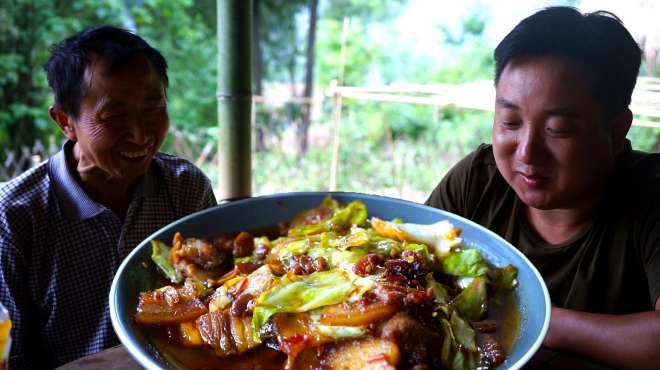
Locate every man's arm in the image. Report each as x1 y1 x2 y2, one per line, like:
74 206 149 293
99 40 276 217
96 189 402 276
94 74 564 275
543 298 660 370
0 242 37 370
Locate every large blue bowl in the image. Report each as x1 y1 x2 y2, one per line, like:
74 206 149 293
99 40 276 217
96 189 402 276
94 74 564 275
110 192 550 370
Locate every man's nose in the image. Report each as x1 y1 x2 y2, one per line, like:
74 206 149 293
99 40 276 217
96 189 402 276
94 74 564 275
127 117 148 144
516 124 546 164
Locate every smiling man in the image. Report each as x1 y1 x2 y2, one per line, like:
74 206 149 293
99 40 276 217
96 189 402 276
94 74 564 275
426 7 660 369
0 26 216 368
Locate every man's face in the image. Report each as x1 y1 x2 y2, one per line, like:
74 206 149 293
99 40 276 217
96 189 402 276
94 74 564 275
69 55 169 184
493 56 619 210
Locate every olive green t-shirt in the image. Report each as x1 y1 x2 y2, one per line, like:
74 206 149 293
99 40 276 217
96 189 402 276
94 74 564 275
425 142 660 314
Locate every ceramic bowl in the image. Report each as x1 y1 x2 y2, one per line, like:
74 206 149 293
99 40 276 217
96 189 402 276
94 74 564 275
110 192 550 370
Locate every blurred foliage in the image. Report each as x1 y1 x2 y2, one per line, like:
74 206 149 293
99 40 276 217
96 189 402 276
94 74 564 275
315 17 374 88
628 125 660 152
257 0 309 87
439 3 487 46
1 0 658 199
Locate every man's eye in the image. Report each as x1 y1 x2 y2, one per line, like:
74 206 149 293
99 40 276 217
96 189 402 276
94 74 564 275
546 126 572 135
101 114 127 123
500 121 520 129
144 107 166 115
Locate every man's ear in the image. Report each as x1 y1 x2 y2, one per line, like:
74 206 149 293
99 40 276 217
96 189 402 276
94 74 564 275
610 108 632 155
49 106 77 141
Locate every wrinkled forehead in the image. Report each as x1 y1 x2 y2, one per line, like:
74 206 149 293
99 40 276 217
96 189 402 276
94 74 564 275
82 54 166 94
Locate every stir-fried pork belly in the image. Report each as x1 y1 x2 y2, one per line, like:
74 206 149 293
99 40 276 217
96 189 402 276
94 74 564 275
170 232 231 281
294 337 401 370
135 283 208 324
196 309 259 356
380 312 443 369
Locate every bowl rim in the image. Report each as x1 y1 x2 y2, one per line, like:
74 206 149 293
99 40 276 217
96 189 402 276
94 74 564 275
109 191 551 370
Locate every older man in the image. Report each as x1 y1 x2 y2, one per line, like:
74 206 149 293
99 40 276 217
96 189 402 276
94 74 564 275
0 26 216 368
426 7 660 369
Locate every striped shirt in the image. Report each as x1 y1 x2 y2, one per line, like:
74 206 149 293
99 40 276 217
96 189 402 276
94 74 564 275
0 141 216 369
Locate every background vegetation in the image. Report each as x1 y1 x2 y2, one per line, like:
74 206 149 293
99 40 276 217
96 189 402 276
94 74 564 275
1 0 659 202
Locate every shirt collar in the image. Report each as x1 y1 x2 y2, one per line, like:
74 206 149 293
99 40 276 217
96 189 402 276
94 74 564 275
48 140 161 221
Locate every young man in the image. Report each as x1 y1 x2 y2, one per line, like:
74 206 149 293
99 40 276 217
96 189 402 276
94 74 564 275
0 26 217 368
426 7 660 369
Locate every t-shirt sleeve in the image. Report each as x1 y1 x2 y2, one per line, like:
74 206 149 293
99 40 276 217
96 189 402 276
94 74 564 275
641 198 660 309
424 147 481 218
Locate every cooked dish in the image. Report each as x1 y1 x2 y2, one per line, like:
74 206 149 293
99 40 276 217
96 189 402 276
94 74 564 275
135 196 519 369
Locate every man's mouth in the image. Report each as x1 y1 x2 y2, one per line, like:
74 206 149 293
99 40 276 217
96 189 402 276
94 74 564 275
119 147 151 159
518 172 549 187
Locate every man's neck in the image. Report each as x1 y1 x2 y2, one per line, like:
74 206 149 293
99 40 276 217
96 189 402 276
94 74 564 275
524 202 599 245
67 145 137 218
80 177 134 218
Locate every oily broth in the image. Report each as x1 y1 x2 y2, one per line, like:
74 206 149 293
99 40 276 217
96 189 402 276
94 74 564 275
481 291 521 354
150 331 287 369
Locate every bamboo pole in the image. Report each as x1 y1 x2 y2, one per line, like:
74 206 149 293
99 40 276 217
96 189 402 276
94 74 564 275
217 0 253 201
329 17 350 191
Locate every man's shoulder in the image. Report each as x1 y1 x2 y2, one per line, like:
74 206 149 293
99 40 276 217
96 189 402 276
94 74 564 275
607 149 660 233
0 162 52 248
0 162 51 210
426 143 503 212
622 149 660 179
471 143 497 166
154 152 209 180
150 153 216 215
618 149 660 196
450 143 498 180
152 153 215 208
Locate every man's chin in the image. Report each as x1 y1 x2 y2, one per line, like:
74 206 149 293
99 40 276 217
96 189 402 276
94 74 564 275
107 161 152 182
515 190 556 210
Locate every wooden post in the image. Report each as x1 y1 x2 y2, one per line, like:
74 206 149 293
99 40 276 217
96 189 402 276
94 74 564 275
329 17 350 191
217 0 253 201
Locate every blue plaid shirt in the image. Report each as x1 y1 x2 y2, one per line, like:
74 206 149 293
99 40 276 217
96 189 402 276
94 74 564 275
0 141 216 369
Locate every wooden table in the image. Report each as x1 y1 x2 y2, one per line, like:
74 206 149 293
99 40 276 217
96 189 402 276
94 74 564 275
56 345 611 369
55 346 140 370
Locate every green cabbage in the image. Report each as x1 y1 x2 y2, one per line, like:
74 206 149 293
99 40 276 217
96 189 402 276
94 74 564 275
288 200 367 237
489 264 519 294
150 240 182 284
440 248 489 277
252 270 355 340
453 276 488 321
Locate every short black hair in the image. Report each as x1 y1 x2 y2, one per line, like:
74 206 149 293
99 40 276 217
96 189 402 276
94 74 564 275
44 25 168 119
494 6 641 118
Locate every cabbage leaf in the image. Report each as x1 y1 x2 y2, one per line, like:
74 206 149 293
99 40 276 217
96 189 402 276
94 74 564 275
150 240 182 284
252 270 355 340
